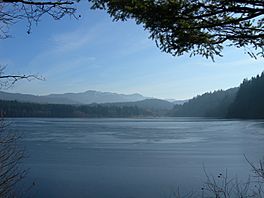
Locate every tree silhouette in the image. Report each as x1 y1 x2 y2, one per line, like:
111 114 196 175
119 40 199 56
89 0 264 60
0 1 80 196
228 72 264 118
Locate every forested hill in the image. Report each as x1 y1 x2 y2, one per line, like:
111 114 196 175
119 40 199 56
0 100 154 118
170 88 238 117
170 72 264 119
2 73 264 119
227 72 264 119
100 99 174 116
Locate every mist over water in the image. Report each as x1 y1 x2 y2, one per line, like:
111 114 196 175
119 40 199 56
8 118 264 198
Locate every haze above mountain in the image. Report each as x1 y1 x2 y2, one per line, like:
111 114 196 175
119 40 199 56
0 90 184 105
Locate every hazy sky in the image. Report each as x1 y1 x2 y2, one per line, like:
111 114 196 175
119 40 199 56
0 2 263 100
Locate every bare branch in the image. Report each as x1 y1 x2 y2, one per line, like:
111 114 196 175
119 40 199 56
245 154 264 180
0 0 80 38
0 117 26 197
0 65 45 89
2 0 76 6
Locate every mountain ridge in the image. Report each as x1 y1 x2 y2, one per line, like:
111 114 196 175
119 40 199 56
0 90 184 105
46 90 150 104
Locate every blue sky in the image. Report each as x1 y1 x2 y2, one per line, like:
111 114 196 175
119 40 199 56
0 2 263 100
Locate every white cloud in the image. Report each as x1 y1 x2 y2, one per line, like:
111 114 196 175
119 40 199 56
51 21 111 53
51 29 94 53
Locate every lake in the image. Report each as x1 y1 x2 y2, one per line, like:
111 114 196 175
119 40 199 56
7 118 264 198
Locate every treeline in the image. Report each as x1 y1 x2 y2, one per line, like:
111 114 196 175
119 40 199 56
2 72 264 119
227 72 264 118
171 72 264 119
0 100 153 118
169 88 238 117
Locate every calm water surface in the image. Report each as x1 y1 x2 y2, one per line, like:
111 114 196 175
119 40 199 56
8 118 264 198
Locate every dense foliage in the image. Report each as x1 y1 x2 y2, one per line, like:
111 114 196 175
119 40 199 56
170 88 238 117
90 0 264 60
228 72 264 118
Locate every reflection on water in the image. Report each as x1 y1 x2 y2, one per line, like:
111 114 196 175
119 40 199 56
7 118 264 198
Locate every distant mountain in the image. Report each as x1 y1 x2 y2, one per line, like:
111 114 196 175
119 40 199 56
0 90 150 104
0 91 77 104
3 71 264 119
47 90 149 104
170 88 238 117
